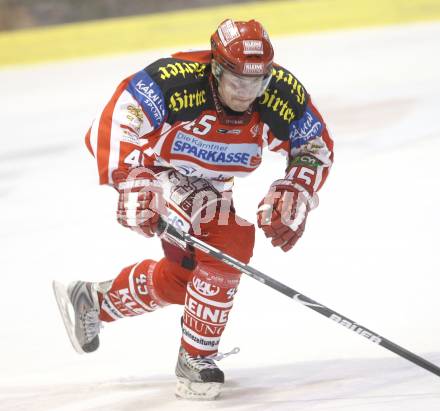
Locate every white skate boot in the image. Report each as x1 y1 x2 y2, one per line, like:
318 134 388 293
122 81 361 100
52 280 102 354
175 346 224 400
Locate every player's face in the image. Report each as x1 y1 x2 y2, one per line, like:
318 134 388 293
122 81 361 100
217 69 264 112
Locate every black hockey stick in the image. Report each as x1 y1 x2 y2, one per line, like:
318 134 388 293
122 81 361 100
156 219 440 378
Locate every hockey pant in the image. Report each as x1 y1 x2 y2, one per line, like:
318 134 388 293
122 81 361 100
98 172 255 356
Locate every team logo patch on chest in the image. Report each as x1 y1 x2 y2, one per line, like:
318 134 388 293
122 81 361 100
171 131 260 168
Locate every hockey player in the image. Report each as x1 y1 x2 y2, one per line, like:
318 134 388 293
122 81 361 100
53 19 333 399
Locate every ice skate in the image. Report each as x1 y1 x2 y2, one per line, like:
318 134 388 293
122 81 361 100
175 346 224 400
52 280 101 354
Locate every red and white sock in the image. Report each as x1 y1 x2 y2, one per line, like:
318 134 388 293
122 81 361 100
99 259 169 322
181 264 240 357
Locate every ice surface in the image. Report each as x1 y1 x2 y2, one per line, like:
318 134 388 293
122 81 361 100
0 22 439 410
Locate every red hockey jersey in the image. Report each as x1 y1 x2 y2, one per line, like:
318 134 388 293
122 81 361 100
85 51 333 193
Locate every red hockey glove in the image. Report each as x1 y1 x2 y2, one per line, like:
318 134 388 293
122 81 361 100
113 168 165 237
257 179 318 252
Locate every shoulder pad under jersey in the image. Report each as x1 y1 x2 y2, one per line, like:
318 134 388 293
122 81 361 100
145 57 213 124
258 65 309 141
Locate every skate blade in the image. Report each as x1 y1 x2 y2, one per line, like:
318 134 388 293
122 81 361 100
175 377 222 400
52 280 85 354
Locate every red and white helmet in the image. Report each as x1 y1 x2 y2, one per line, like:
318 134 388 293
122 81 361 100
211 19 274 96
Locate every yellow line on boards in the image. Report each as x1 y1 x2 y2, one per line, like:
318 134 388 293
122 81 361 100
0 0 439 67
